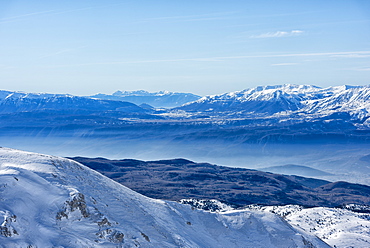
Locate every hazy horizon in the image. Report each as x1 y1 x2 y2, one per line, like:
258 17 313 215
1 82 370 97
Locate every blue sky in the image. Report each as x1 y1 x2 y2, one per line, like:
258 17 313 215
0 0 369 96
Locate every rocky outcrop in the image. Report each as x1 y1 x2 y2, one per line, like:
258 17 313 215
0 211 18 237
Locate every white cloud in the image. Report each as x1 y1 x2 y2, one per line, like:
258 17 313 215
250 30 304 38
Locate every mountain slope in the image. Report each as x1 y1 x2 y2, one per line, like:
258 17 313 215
261 164 334 177
182 202 370 248
0 148 329 247
302 85 370 116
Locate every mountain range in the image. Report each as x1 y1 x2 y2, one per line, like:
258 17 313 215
1 84 369 126
0 85 369 186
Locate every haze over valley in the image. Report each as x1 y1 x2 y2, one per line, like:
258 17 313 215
0 84 369 185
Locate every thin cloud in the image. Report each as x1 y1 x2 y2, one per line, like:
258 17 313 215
0 64 14 70
250 30 304 38
0 10 56 21
38 46 87 59
0 10 57 24
331 54 370 58
352 67 370 71
0 3 126 24
214 51 370 60
39 49 73 59
271 63 298 66
138 11 239 23
42 51 370 68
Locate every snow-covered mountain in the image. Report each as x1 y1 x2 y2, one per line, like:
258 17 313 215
178 84 370 121
0 147 330 247
91 90 201 108
179 84 318 114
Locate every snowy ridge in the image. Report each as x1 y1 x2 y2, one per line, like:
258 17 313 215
0 148 329 247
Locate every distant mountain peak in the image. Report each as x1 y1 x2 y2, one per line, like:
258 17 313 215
112 90 151 96
112 89 193 97
92 90 201 108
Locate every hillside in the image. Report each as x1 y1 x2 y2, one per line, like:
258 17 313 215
70 157 370 208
